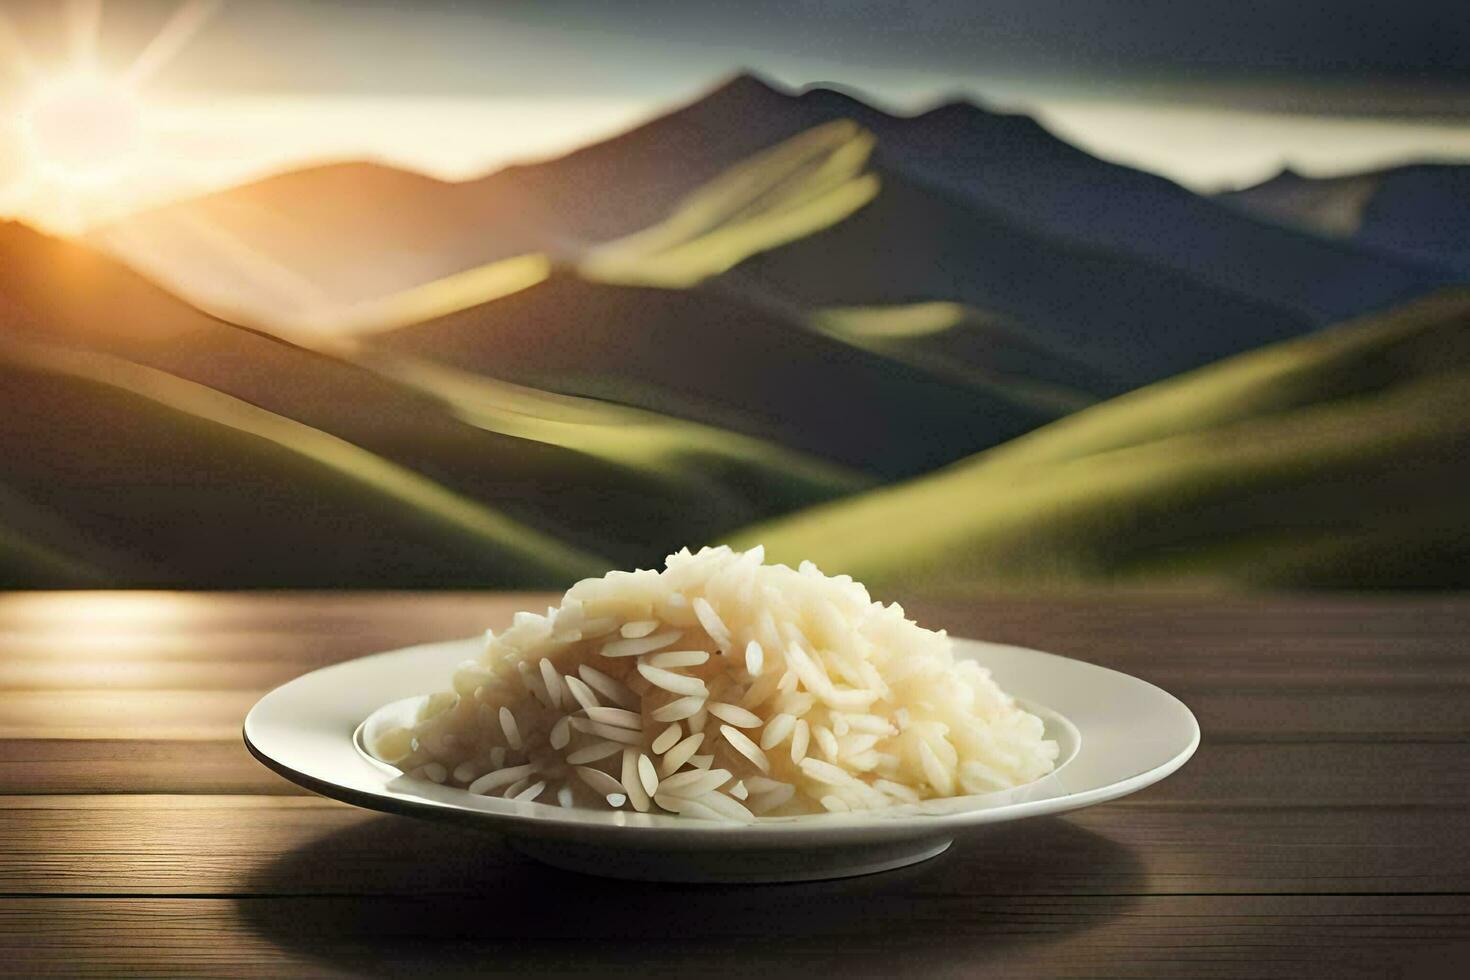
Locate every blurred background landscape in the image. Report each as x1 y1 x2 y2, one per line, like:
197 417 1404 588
1 0 1467 592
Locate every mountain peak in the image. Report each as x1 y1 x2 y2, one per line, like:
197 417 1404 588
702 70 791 103
914 96 1052 133
678 71 804 122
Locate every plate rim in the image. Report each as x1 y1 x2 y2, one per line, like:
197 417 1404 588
244 635 1200 843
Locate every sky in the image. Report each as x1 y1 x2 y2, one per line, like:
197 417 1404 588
2 0 1468 234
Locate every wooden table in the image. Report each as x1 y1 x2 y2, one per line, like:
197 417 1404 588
2 592 1467 977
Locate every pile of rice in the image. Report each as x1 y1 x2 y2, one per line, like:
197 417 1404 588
370 546 1058 821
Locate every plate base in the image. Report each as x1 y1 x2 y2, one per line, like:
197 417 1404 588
508 835 953 883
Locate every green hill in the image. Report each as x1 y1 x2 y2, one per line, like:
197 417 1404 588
0 222 863 574
731 290 1470 591
0 336 607 588
0 489 121 588
373 270 1052 480
807 302 1107 415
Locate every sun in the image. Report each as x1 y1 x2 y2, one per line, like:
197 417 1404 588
19 71 149 187
0 0 221 233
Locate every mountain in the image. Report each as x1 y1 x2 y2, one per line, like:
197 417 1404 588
731 290 1470 591
792 88 1453 321
1221 164 1470 277
362 119 1094 478
95 107 1383 487
371 117 1319 482
493 73 1449 322
570 115 1312 389
707 157 1319 388
89 162 545 333
0 223 863 580
95 74 1448 333
85 79 847 328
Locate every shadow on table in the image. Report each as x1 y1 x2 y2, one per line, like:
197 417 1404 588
239 813 1144 975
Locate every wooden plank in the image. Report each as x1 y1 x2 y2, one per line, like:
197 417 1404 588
1 684 1464 745
915 596 1470 671
1 796 1466 898
0 691 258 740
1 895 1465 978
3 736 1467 804
1169 687 1470 741
4 592 1467 694
6 652 1470 692
3 593 1465 653
6 642 1470 692
907 593 1470 632
0 740 303 795
0 659 317 691
0 592 530 639
1148 741 1470 808
0 627 469 663
4 594 1467 745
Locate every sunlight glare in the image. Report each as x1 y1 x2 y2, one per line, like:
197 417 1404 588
122 0 223 87
0 0 221 232
19 72 147 186
66 0 104 68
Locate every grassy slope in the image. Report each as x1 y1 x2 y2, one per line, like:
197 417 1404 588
359 352 870 511
0 482 166 587
0 525 112 589
1 223 862 570
373 268 1050 480
807 302 1107 414
730 290 1470 591
0 337 606 588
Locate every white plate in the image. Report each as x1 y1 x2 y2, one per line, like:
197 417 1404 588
245 636 1198 882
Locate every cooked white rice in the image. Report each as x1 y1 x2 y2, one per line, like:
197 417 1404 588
369 546 1058 821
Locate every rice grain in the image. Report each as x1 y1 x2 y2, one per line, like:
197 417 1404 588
651 695 706 722
600 631 682 658
720 725 771 774
707 702 762 728
636 664 708 697
651 722 682 755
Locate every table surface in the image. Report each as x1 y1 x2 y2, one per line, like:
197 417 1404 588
2 591 1467 978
